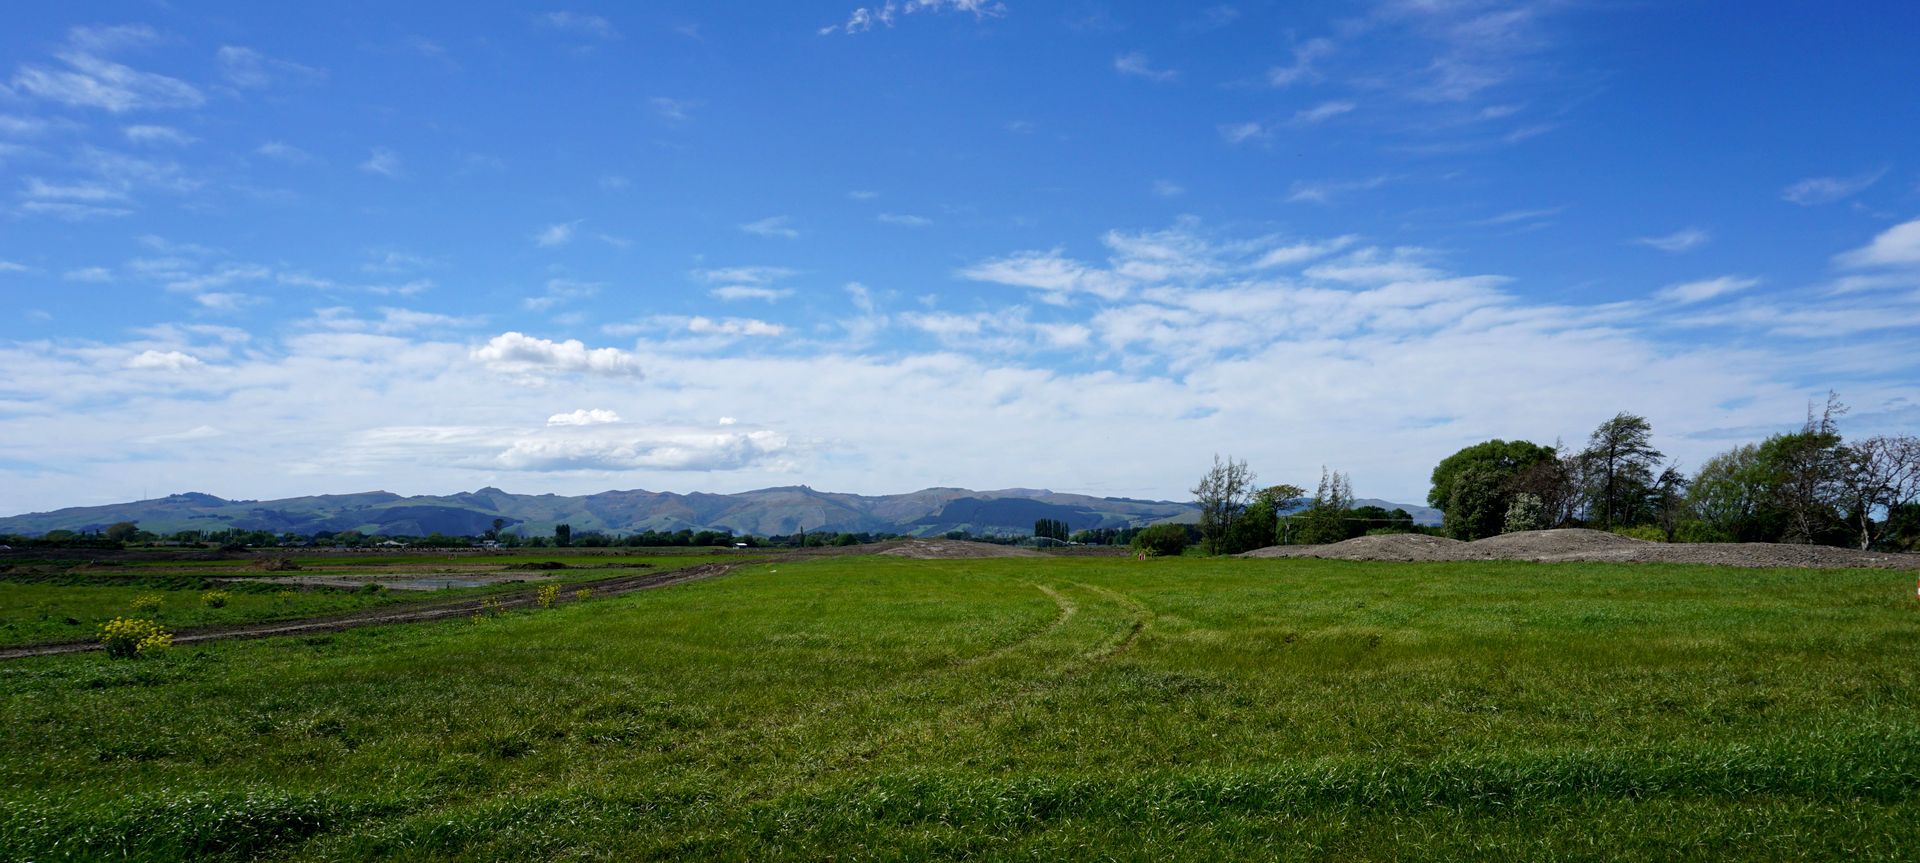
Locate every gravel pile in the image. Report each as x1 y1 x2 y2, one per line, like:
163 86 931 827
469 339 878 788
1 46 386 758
1240 528 1920 570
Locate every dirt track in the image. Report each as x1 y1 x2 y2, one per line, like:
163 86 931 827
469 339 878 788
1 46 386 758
0 562 737 661
1240 528 1920 569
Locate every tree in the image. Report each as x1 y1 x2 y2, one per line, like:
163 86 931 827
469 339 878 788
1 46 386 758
1651 465 1689 542
1295 467 1353 545
1191 454 1255 555
1688 444 1769 542
1504 493 1547 534
104 521 140 543
554 523 572 547
1032 518 1069 542
1428 440 1557 539
1837 434 1920 550
487 518 505 540
1756 395 1847 544
1579 413 1664 530
1131 523 1190 557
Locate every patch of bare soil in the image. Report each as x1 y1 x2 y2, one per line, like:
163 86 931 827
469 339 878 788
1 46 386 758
235 572 566 591
1241 533 1466 562
1240 528 1920 570
873 539 1046 559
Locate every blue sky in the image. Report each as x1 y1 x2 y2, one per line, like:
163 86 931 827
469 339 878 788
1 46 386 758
3 0 1919 515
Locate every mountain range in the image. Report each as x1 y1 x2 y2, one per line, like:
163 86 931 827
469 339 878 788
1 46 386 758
0 487 1442 539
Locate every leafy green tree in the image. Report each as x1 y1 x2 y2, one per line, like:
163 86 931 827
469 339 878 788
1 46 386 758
1579 414 1664 530
1504 493 1547 534
1191 454 1255 555
1032 518 1069 542
1688 444 1770 541
1295 467 1353 545
554 523 572 547
1428 440 1557 539
104 521 140 543
1131 523 1190 556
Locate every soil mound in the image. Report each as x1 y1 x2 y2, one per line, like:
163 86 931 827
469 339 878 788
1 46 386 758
874 539 1045 560
1463 528 1648 561
1241 533 1466 562
1239 528 1920 570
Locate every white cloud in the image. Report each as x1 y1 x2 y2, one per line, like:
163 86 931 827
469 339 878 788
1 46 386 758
538 11 621 40
360 147 402 177
19 201 133 221
216 46 322 89
1286 175 1391 204
740 215 799 239
1632 227 1710 253
1290 100 1355 125
1152 180 1185 198
126 349 204 371
1114 52 1178 82
1217 122 1268 145
256 141 312 163
650 96 697 124
1655 275 1759 304
877 212 932 227
1834 218 1920 269
848 189 880 200
686 316 786 337
63 267 112 282
961 249 1131 302
472 331 642 377
495 427 787 472
193 292 259 311
9 26 205 112
1267 38 1333 87
1781 169 1886 206
123 125 195 146
0 260 33 273
523 278 602 312
711 286 793 302
548 408 623 426
534 221 579 247
820 0 1006 35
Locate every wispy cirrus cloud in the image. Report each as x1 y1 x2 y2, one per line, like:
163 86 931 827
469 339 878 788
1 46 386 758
1267 38 1333 87
1656 275 1759 304
1633 227 1711 253
1781 168 1887 206
8 25 204 113
359 147 402 177
819 0 1006 36
740 215 799 239
537 11 620 40
1114 52 1178 82
216 46 323 89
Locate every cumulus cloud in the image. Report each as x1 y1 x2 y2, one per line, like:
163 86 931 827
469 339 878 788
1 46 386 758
496 427 788 471
1834 217 1920 269
472 332 642 377
126 349 204 371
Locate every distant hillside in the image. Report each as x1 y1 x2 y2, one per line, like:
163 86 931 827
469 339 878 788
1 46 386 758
0 486 1441 538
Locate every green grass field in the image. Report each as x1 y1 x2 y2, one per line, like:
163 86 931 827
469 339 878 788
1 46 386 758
3 555 1918 861
0 554 741 648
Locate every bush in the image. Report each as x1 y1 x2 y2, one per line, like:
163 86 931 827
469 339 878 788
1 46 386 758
1610 525 1667 543
537 584 559 609
200 590 231 609
100 617 173 659
574 587 594 601
1131 523 1190 557
129 593 164 614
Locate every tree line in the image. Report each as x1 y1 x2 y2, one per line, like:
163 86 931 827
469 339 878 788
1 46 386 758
1428 396 1919 549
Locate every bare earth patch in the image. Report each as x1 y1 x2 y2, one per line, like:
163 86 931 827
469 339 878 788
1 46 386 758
873 539 1046 559
1241 528 1920 570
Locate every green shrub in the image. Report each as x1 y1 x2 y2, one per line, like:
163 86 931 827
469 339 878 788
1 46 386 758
129 593 164 614
1610 525 1667 543
537 584 559 609
100 617 173 658
200 590 231 609
1131 523 1190 557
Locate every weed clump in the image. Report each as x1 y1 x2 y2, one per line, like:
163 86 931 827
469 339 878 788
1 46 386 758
574 587 593 602
200 590 231 609
537 584 559 609
129 593 164 614
100 617 173 658
473 597 504 622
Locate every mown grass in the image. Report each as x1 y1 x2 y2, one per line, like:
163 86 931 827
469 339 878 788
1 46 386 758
0 556 732 648
2 555 1916 861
